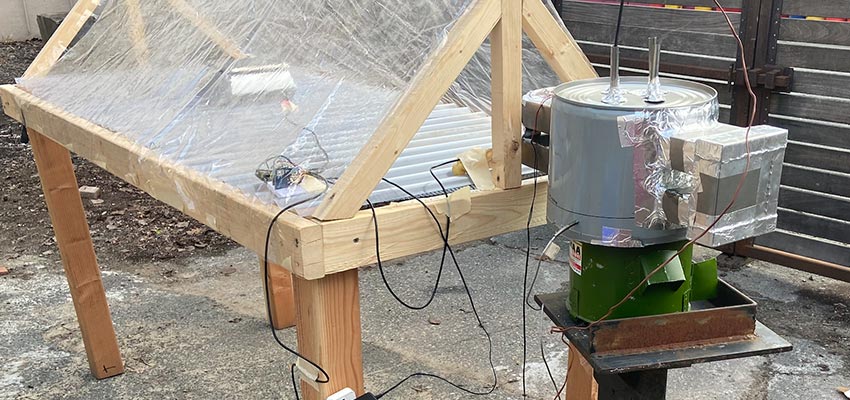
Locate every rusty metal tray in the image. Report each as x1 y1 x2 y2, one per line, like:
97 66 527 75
535 279 792 374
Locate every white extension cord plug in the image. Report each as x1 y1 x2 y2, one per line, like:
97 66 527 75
326 388 356 400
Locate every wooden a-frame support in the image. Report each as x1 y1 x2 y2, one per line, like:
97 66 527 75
20 0 290 382
313 0 595 221
9 0 595 397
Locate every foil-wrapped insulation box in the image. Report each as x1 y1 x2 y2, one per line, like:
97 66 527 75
548 77 718 247
674 124 788 247
522 87 555 133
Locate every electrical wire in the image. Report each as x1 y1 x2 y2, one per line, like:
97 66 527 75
551 0 758 345
613 0 627 47
290 363 301 400
526 221 578 310
371 177 451 310
262 172 331 396
521 94 551 397
373 164 497 398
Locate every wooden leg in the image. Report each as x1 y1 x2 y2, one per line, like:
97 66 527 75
566 343 598 400
29 129 124 379
259 258 296 329
293 269 364 400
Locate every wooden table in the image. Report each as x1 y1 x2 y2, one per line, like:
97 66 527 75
0 0 596 398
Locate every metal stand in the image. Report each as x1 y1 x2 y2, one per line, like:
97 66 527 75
535 280 791 400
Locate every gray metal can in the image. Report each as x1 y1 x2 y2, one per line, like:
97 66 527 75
548 76 718 247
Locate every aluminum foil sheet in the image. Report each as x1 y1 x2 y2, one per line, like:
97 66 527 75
684 125 788 247
617 99 719 230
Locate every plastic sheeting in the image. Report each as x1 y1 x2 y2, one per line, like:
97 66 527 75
16 0 562 214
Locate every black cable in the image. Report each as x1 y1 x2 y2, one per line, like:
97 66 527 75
521 131 543 396
374 163 496 398
525 221 577 311
540 338 559 396
370 177 450 310
613 0 627 47
262 172 331 396
290 363 301 400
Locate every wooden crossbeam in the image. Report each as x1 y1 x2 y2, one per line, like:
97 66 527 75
314 0 594 220
0 85 325 278
312 0 502 221
26 0 101 78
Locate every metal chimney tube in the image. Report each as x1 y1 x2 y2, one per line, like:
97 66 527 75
602 46 625 104
645 37 665 103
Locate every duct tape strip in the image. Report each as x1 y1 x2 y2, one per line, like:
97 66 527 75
434 186 472 220
616 101 718 230
295 358 320 391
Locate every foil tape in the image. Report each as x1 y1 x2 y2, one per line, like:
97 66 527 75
617 99 719 230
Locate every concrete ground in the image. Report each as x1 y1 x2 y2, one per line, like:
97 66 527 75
1 224 848 399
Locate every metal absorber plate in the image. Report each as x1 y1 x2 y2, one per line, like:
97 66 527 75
555 76 717 111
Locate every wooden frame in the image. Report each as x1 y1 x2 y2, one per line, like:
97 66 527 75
1 0 595 397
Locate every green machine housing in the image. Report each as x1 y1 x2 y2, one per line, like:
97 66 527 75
567 240 718 322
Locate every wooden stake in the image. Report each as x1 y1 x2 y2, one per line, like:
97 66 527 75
490 0 524 189
260 258 296 329
566 343 599 400
293 269 364 399
29 129 124 379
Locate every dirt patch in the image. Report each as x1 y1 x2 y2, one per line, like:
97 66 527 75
1 40 237 266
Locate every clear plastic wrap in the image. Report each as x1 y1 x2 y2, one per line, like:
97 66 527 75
16 0 562 213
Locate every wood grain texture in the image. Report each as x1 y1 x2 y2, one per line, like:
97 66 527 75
779 187 850 222
756 231 850 267
777 43 850 73
25 0 101 78
769 115 850 150
29 129 124 379
784 141 850 174
780 164 850 198
0 85 324 279
789 70 850 99
782 0 850 20
771 93 850 125
294 270 363 400
781 18 850 47
523 0 597 82
313 0 501 220
777 208 850 244
320 177 548 274
566 343 599 400
562 1 738 35
491 0 524 189
620 0 741 7
578 42 734 71
261 258 296 329
566 21 736 58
